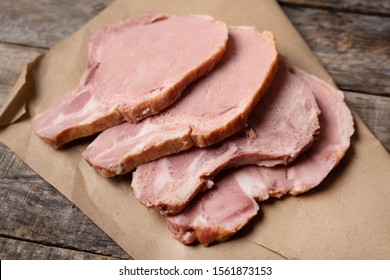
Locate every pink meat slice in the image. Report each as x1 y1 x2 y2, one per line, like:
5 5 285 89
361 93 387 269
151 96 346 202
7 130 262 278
83 27 278 177
167 67 354 246
166 171 260 246
31 13 228 148
132 59 321 215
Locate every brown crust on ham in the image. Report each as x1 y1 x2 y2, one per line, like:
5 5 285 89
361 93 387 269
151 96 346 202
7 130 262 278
190 44 278 148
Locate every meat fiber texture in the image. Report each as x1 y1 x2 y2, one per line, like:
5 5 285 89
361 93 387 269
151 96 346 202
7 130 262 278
83 27 278 177
166 67 354 246
132 59 321 215
31 13 228 148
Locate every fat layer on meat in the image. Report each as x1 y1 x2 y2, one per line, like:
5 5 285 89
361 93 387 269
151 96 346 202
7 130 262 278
166 66 354 246
132 59 321 215
83 27 278 176
31 13 228 148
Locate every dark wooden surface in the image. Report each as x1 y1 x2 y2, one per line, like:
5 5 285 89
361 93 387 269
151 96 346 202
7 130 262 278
0 0 389 260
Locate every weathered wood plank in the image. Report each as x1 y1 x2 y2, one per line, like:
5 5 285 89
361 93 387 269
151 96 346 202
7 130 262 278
0 0 113 48
278 0 390 16
0 236 117 260
0 43 45 86
0 84 12 111
0 42 44 113
281 5 390 95
0 144 131 259
345 91 390 152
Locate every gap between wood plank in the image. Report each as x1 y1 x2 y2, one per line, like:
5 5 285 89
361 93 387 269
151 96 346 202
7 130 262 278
278 0 390 16
0 40 48 51
0 232 130 259
0 236 122 260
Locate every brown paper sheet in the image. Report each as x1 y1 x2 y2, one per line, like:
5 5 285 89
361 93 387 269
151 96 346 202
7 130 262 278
1 0 389 259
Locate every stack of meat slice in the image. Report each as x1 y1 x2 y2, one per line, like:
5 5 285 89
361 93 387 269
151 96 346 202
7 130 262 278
30 13 354 246
32 13 229 148
132 59 321 215
166 66 354 246
82 27 278 176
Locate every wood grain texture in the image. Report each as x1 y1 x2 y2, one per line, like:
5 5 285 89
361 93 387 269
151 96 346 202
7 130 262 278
281 5 390 95
0 144 131 259
345 91 390 151
0 0 113 48
0 236 120 260
0 43 45 86
279 0 390 15
0 84 12 111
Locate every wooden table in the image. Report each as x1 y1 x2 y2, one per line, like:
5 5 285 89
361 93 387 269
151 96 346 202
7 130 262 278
0 0 389 259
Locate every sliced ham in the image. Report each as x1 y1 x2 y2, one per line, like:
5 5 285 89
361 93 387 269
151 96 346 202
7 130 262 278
132 59 321 215
83 27 278 177
31 13 228 148
166 67 354 246
167 169 261 246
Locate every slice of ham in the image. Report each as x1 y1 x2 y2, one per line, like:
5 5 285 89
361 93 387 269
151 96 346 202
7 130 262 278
166 67 354 246
167 169 261 246
83 27 278 177
132 59 321 215
31 13 228 148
